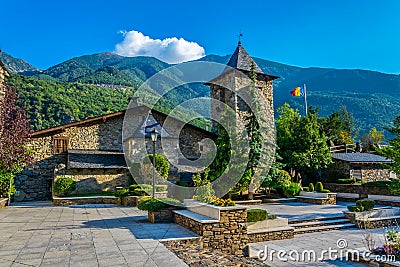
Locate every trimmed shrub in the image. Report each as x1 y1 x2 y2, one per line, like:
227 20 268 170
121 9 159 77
283 182 301 197
114 188 129 200
363 180 391 188
347 205 364 212
356 199 375 211
389 180 400 196
315 182 324 192
320 189 331 193
133 188 148 196
337 178 356 184
247 209 268 222
308 183 315 192
303 187 309 192
53 177 76 197
148 154 170 179
137 197 182 212
211 198 236 207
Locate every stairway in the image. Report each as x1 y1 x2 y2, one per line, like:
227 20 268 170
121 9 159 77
289 216 356 235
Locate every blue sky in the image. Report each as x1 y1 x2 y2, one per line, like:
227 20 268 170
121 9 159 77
1 0 399 73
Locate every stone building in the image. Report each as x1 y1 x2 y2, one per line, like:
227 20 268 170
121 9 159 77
329 153 393 182
14 42 277 201
0 59 9 100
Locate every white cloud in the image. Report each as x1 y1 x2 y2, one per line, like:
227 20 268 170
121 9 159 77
115 30 205 64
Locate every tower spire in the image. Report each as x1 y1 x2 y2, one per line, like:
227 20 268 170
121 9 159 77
237 31 243 46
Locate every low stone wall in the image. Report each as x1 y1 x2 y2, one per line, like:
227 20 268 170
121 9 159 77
174 207 249 255
296 193 336 205
53 196 120 206
148 209 175 223
60 168 130 195
324 183 391 197
0 198 7 208
247 228 294 242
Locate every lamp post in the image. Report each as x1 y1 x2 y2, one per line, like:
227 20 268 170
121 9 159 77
150 128 158 198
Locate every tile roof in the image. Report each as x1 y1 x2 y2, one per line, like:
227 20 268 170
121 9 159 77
332 153 392 163
68 150 128 169
131 114 176 139
226 42 264 73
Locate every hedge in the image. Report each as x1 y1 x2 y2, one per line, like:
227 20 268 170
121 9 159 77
247 209 268 222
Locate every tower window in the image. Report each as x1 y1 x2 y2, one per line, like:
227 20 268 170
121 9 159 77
219 89 225 101
53 136 69 155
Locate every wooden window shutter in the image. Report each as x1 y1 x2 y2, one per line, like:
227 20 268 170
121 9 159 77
53 136 69 155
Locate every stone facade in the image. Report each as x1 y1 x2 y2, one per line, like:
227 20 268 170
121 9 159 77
53 196 120 206
328 160 391 183
16 107 215 201
247 228 294 243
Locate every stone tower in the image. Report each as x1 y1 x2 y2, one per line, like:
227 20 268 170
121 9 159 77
0 59 9 100
207 41 278 148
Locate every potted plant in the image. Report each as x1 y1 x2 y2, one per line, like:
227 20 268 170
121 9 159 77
137 197 183 223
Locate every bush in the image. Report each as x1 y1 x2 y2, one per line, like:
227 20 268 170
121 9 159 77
302 187 309 192
156 185 168 192
283 182 301 197
133 188 148 196
356 199 375 211
211 198 235 207
247 209 268 222
137 197 182 212
320 189 331 193
0 171 15 198
129 184 140 192
337 178 356 184
363 180 391 188
148 154 170 179
315 182 324 192
261 170 291 189
347 205 364 212
389 180 400 196
114 188 129 200
308 183 315 192
53 177 76 197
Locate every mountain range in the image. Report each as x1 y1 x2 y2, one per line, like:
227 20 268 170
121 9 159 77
1 50 400 138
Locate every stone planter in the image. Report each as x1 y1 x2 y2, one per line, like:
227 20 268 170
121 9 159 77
122 196 141 206
148 208 175 223
246 217 288 231
344 207 400 228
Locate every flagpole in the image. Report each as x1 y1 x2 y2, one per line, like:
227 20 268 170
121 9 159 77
304 84 308 116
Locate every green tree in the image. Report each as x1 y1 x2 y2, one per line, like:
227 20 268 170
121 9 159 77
361 127 384 152
276 103 332 182
378 115 400 175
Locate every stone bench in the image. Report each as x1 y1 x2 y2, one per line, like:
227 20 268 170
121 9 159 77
173 209 219 223
295 191 336 205
344 207 400 228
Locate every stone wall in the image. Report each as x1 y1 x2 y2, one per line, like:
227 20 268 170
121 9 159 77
324 183 391 196
326 160 391 183
247 228 294 243
53 196 120 206
174 207 249 255
58 168 130 194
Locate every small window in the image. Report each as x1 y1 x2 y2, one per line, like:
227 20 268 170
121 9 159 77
53 136 69 155
199 145 204 152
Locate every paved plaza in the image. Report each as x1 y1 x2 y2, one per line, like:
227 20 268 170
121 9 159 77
0 202 194 267
0 201 394 266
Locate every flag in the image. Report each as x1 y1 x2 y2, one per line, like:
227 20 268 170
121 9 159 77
290 86 305 96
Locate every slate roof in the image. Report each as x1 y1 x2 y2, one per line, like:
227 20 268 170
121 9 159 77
332 153 392 163
226 41 264 73
68 150 128 169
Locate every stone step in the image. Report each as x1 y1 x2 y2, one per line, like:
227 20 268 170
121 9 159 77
289 215 346 224
290 218 352 229
294 223 356 234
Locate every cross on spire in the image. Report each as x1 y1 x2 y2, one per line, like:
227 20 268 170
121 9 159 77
237 30 243 46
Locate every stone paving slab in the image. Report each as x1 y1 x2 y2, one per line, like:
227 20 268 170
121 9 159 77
0 202 193 267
